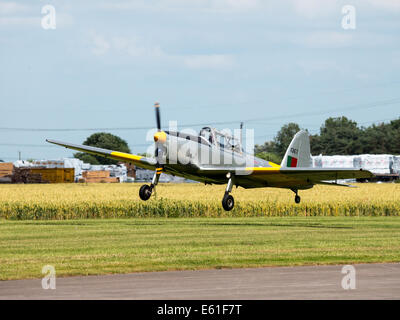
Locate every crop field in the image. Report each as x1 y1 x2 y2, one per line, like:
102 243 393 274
1 183 400 280
0 183 399 219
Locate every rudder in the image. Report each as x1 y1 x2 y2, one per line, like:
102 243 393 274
280 130 312 168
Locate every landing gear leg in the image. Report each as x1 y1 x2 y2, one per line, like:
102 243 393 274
150 169 161 190
222 176 235 211
292 189 301 204
139 169 161 201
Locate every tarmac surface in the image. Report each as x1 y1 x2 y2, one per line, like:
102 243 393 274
1 263 399 299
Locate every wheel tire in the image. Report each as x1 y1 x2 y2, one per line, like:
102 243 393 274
139 185 152 201
222 194 234 211
295 195 301 204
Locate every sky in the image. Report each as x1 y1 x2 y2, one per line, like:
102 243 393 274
0 0 399 161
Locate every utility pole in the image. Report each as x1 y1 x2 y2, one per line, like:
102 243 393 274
240 122 243 153
240 122 243 145
18 151 21 161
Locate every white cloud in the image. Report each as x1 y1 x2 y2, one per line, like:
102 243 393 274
101 0 260 12
294 30 397 50
91 33 165 58
112 36 164 57
368 0 400 11
89 32 235 70
291 0 400 19
211 0 259 11
296 31 354 48
290 0 337 18
91 34 111 55
0 1 34 26
297 60 345 75
0 16 39 27
0 2 29 15
184 54 234 69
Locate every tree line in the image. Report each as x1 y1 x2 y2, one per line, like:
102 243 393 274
255 117 400 163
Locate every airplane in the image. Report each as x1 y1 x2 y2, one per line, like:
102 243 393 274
46 102 374 211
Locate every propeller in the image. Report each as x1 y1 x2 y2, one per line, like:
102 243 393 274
152 102 166 179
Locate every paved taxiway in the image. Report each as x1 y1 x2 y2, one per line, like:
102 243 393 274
1 263 399 299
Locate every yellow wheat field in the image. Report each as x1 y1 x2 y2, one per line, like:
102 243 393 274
0 183 399 219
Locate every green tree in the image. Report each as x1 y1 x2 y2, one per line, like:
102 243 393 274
255 152 282 164
256 116 400 157
75 154 100 165
254 141 276 154
389 119 400 154
312 117 362 155
309 134 322 155
273 123 301 157
360 119 400 154
74 132 131 165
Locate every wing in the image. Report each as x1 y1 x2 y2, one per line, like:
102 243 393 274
237 166 374 189
46 139 156 170
279 167 374 181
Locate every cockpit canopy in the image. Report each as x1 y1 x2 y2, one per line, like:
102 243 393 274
165 127 244 153
199 127 243 153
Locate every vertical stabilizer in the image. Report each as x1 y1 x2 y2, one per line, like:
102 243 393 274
280 130 312 168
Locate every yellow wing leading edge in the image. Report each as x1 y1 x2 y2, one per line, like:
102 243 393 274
46 139 156 170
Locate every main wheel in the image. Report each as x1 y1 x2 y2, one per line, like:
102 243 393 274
139 184 152 201
295 195 301 204
222 194 234 211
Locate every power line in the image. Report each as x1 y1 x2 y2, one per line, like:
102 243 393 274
1 117 397 149
0 143 150 148
245 98 400 124
0 97 398 132
0 98 400 132
0 144 56 148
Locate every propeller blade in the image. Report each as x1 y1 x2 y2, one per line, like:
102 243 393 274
153 102 165 172
154 102 161 131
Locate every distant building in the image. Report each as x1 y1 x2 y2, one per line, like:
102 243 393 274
13 158 128 183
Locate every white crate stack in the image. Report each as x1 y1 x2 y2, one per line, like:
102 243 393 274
312 154 399 175
393 156 400 175
313 155 355 168
354 155 393 175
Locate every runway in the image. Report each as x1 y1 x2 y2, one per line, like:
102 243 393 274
1 263 399 299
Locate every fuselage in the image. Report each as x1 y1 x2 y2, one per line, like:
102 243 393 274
156 130 286 188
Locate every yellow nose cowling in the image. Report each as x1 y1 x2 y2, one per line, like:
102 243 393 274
154 131 167 143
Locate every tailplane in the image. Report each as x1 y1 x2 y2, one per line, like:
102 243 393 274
280 130 312 168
